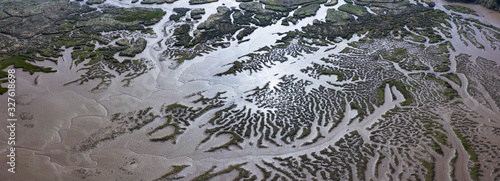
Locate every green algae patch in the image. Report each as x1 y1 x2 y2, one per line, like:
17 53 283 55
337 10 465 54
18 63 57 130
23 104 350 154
420 158 435 181
86 0 106 5
166 103 189 111
317 70 344 80
153 165 189 181
325 0 338 6
189 0 219 4
443 5 478 16
192 163 252 181
338 4 369 17
454 129 478 162
441 73 462 87
294 4 320 18
119 38 147 57
207 131 244 152
326 9 353 25
377 79 413 106
113 8 166 25
0 55 53 94
260 0 327 7
0 55 56 77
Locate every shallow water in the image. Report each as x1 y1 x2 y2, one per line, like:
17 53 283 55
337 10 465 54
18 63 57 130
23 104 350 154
2 0 500 180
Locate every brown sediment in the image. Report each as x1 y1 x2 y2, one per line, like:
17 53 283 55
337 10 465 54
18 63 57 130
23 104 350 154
434 0 500 27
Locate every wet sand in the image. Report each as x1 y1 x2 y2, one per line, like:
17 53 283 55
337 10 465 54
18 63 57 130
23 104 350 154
1 0 500 180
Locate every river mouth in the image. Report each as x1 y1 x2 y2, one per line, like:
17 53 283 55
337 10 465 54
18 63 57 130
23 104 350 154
2 0 500 180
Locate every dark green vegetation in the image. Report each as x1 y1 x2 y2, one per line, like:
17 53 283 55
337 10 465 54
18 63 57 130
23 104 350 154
379 46 448 73
457 55 500 113
338 4 369 17
378 79 413 106
445 0 500 12
201 75 348 148
119 38 148 57
453 129 482 180
159 0 500 180
283 1 324 23
207 29 483 180
169 8 190 21
192 163 254 181
173 24 193 47
374 151 385 177
149 93 226 143
453 55 500 181
302 3 448 42
471 163 481 181
428 73 459 99
166 103 189 111
0 55 56 79
189 0 218 4
420 158 435 181
429 139 444 155
450 152 458 179
163 5 286 63
454 129 478 162
326 9 353 25
261 131 375 180
293 4 320 18
260 0 327 8
165 0 447 68
220 32 320 74
153 165 189 181
237 2 287 26
444 5 478 15
207 131 245 152
381 47 407 62
3 0 499 180
380 46 433 72
265 4 297 12
355 0 402 3
148 115 181 142
219 34 457 136
317 70 344 80
296 128 312 139
74 107 158 152
0 0 165 92
190 8 206 19
113 7 166 25
408 34 427 43
85 0 106 5
180 1 497 179
140 0 177 4
325 0 338 6
216 36 317 75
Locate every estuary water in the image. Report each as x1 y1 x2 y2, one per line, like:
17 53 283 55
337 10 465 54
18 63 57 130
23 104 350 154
1 0 500 180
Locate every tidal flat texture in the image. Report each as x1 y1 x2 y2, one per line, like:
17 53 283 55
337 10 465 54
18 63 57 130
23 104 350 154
1 0 500 180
